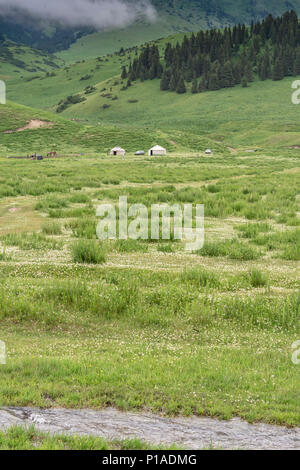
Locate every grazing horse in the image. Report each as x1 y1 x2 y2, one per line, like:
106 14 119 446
47 151 58 157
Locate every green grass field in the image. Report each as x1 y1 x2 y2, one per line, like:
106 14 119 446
0 40 63 77
60 75 300 148
0 20 299 448
0 148 299 427
0 100 223 155
4 40 300 154
0 426 179 450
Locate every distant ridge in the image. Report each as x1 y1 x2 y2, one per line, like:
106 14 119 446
2 1 300 53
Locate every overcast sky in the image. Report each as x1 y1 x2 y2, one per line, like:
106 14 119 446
0 0 156 29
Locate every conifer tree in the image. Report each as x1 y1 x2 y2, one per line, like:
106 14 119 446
169 72 177 92
131 11 300 93
176 75 186 94
241 76 248 87
185 68 193 83
121 66 127 80
294 48 300 75
258 56 267 80
272 57 284 80
198 76 207 92
164 43 173 67
207 73 220 90
191 79 198 94
160 71 170 91
244 62 254 82
220 61 234 88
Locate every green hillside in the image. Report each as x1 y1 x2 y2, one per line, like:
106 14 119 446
0 40 63 77
4 52 124 109
5 47 300 152
0 100 222 156
57 12 211 63
3 69 300 158
57 0 300 61
43 74 300 150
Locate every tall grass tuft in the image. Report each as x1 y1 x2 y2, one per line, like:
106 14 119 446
157 243 174 253
71 240 106 264
196 240 260 260
248 269 268 288
0 233 62 250
214 293 300 329
42 222 62 235
114 239 148 253
0 247 10 261
237 222 271 239
181 268 221 288
280 245 300 261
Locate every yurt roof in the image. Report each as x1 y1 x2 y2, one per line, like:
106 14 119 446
150 145 166 151
111 146 125 151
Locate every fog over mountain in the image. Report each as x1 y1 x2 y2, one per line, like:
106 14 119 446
2 0 300 54
0 0 156 29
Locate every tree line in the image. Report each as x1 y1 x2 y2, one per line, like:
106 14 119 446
121 10 300 94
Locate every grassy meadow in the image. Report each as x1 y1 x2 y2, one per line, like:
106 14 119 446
0 23 299 437
4 42 300 154
59 75 300 149
0 426 179 450
0 147 299 426
0 100 222 155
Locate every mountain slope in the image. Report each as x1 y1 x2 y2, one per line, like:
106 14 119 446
0 100 222 156
2 1 300 60
0 16 92 53
58 0 300 61
52 74 300 149
0 39 63 77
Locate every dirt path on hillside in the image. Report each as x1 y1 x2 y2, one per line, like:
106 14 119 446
4 120 53 134
0 407 299 450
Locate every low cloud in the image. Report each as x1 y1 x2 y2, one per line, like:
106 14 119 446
0 0 157 29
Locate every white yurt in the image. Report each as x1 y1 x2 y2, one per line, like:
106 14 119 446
205 149 212 155
110 146 126 156
148 145 167 156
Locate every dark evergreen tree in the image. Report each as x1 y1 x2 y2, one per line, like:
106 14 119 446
160 71 170 91
169 72 178 92
220 61 234 88
191 79 198 94
207 72 220 90
165 43 173 67
294 48 300 75
176 75 186 94
131 11 300 93
121 66 127 80
198 76 207 92
185 67 193 83
272 57 284 80
244 62 254 82
241 76 248 87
